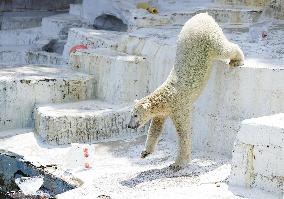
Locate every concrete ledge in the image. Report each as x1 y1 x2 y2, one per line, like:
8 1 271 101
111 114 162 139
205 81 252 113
35 100 147 145
238 114 284 146
70 48 149 104
26 51 67 66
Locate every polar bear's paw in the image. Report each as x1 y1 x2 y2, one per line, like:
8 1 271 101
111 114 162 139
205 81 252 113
169 157 190 171
140 150 151 159
169 163 184 171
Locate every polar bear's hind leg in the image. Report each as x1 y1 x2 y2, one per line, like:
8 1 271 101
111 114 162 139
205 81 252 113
170 112 192 170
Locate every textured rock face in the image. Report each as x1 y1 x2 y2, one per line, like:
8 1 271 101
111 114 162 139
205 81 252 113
0 65 94 130
35 100 147 144
230 114 284 193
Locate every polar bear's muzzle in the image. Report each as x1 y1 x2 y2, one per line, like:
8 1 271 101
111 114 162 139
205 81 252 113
127 118 140 129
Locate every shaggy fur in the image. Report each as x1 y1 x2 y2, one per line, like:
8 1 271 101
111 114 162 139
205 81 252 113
128 13 244 170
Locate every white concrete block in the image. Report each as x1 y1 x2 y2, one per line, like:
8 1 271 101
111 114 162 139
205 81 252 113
41 13 82 40
35 100 148 145
230 114 284 193
0 65 94 131
70 48 149 104
238 114 284 146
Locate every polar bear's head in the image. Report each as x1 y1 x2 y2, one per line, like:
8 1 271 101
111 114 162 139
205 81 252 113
128 99 151 129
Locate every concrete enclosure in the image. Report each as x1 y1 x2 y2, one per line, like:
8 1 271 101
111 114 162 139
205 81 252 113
0 0 283 198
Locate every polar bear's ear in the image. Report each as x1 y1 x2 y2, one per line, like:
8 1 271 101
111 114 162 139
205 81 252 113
134 99 139 103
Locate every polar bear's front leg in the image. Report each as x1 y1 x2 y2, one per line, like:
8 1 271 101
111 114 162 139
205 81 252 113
141 117 166 159
216 41 244 67
170 113 192 170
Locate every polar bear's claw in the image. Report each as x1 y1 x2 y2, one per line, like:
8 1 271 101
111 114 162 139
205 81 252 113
169 163 183 171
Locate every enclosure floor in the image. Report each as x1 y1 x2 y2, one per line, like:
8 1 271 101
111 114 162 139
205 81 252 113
0 129 280 199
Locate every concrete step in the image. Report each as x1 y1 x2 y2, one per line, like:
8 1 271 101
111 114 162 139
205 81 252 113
35 100 147 145
0 27 42 45
229 114 284 193
1 11 64 30
0 38 65 65
0 45 43 65
26 51 67 66
41 13 83 40
70 48 149 104
0 65 94 131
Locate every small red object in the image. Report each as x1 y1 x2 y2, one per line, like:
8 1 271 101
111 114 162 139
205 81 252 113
83 148 89 157
69 44 87 55
85 163 91 169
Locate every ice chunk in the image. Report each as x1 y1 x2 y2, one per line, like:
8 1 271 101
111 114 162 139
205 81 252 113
15 176 44 195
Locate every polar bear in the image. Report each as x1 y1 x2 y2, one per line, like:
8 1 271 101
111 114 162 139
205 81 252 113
128 13 244 170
